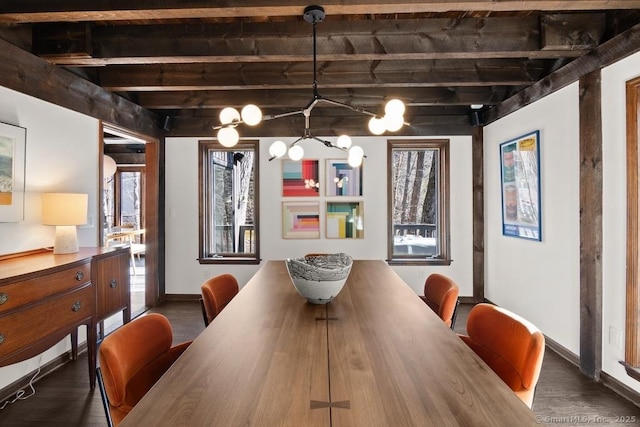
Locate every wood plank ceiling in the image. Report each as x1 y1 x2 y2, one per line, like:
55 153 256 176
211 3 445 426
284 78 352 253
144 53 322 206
1 1 640 137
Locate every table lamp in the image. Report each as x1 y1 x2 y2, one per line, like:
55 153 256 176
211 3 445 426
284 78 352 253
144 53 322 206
42 192 88 254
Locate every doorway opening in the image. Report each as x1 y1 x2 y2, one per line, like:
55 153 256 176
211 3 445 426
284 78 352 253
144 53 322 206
101 127 150 330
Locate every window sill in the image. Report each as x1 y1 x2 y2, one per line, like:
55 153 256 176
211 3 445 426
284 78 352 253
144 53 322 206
387 258 452 266
620 361 640 382
199 257 261 265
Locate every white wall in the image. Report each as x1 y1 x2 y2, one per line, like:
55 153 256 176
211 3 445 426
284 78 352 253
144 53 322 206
485 50 640 395
0 86 100 390
601 51 640 393
484 83 581 354
165 134 474 297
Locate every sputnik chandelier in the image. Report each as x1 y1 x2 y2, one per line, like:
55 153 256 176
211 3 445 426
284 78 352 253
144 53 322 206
213 5 407 167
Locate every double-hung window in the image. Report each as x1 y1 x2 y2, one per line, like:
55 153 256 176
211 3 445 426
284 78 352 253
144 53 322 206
387 139 451 265
199 140 260 264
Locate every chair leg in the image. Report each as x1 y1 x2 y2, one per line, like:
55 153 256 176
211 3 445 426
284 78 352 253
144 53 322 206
200 298 209 327
97 367 115 427
450 300 460 330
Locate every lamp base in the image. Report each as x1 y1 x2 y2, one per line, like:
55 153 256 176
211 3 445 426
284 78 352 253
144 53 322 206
53 225 79 254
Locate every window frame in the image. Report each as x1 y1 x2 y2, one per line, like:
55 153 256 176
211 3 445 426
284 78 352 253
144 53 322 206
198 140 260 265
387 139 451 266
624 76 640 380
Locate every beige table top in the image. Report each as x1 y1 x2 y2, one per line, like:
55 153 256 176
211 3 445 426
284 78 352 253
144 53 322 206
120 260 539 426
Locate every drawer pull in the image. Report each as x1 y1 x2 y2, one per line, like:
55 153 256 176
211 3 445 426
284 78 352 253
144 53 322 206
0 292 7 305
71 301 82 312
0 334 4 345
75 271 84 281
110 279 118 288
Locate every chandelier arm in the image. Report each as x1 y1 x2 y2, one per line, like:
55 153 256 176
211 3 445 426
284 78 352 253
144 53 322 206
263 109 306 121
320 97 411 126
310 136 367 158
319 97 380 118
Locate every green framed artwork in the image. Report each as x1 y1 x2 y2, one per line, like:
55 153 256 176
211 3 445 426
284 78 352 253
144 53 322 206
326 201 364 239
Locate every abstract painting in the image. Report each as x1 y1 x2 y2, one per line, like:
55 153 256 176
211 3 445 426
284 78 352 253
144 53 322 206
0 122 26 222
282 201 320 239
326 159 363 196
326 201 364 239
282 159 320 197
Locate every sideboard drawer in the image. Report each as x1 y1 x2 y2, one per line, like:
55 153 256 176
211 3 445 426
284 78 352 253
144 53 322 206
0 263 91 313
0 284 94 360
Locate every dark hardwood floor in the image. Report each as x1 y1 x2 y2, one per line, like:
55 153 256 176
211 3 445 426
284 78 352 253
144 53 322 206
0 302 639 426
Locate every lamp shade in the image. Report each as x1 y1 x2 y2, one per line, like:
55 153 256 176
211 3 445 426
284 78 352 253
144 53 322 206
42 193 88 254
42 193 88 226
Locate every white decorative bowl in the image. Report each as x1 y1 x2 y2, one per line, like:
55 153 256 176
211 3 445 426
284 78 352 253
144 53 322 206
285 253 353 304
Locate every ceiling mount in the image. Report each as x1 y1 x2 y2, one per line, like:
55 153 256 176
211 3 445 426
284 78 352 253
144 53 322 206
213 4 407 165
303 5 325 24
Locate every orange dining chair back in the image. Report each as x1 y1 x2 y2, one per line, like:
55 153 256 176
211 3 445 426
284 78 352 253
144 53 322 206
97 313 192 427
458 303 545 409
200 273 239 326
420 273 460 329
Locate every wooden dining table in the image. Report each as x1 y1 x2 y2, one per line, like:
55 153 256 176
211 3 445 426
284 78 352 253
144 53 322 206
119 260 540 426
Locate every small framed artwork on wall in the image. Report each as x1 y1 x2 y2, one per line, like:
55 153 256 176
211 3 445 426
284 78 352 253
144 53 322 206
500 130 541 241
326 159 363 196
282 159 320 196
282 201 320 239
326 201 364 239
0 121 27 223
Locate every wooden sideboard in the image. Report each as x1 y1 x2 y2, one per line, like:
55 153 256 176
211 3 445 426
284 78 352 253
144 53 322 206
0 247 131 389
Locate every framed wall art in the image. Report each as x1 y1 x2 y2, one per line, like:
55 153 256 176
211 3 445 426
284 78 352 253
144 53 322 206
325 159 363 196
282 159 320 197
326 201 364 239
0 122 26 223
500 130 541 241
282 201 320 239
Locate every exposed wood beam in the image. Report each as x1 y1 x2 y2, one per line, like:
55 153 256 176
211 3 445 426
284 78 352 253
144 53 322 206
579 69 603 380
0 38 161 138
483 23 640 124
168 111 472 137
472 125 484 303
98 59 549 91
137 87 511 110
34 16 596 66
1 1 638 23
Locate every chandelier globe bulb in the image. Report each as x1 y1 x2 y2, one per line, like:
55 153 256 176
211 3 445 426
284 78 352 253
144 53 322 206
288 145 304 161
269 140 287 158
241 104 262 126
384 113 404 132
337 135 352 149
348 145 364 160
217 127 239 147
368 117 386 135
220 107 240 125
385 99 405 117
348 154 363 167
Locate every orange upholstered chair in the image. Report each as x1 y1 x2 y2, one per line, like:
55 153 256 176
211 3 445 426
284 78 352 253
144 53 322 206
420 273 460 329
200 273 239 326
458 303 545 408
97 313 191 426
